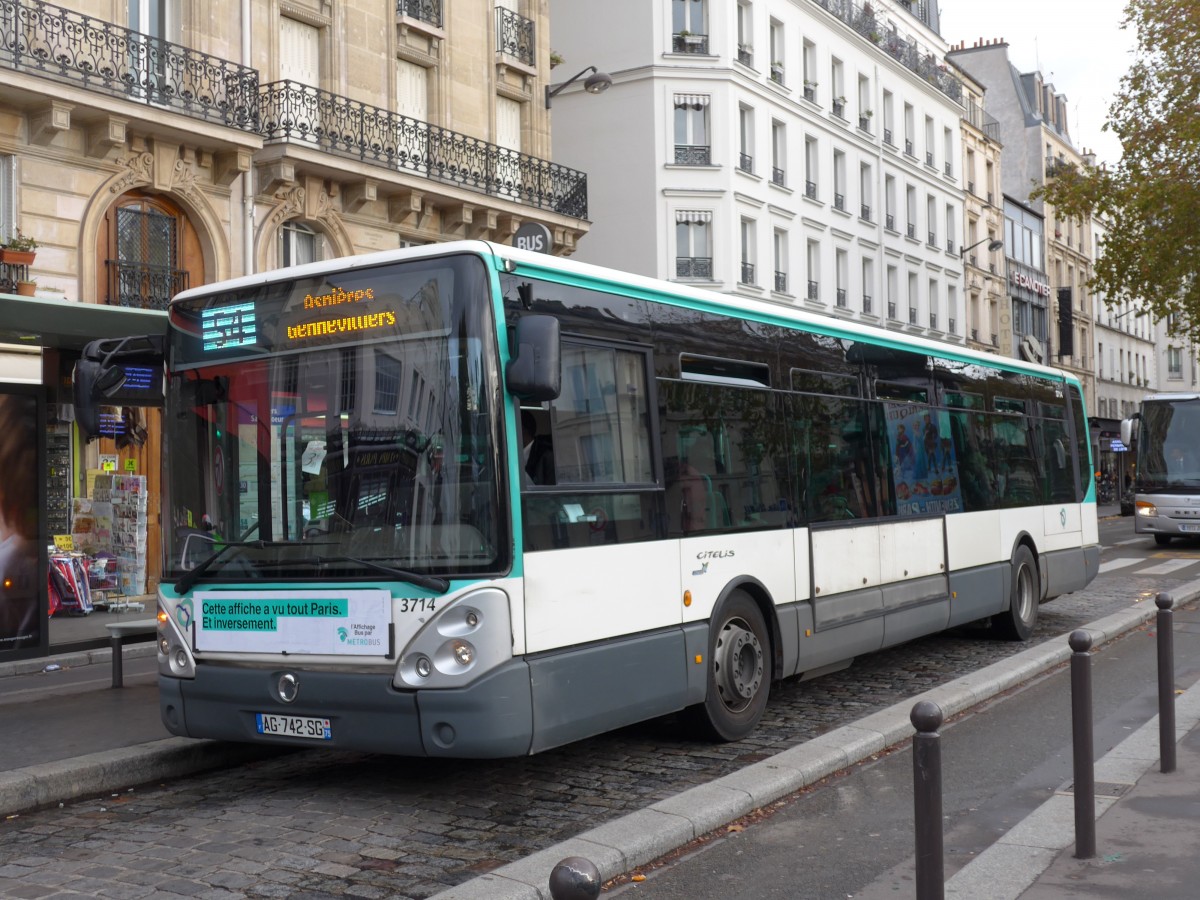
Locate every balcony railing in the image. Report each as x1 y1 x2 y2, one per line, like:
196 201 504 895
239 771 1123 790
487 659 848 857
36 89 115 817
771 167 785 187
805 180 817 200
883 128 893 146
105 259 189 311
946 238 955 254
834 192 845 211
740 261 756 285
927 231 936 246
860 204 871 221
858 115 871 131
862 294 872 314
807 280 819 300
886 213 895 231
909 307 918 325
906 223 916 239
673 32 710 54
675 144 712 166
925 151 934 167
495 6 534 66
397 0 442 28
770 64 785 84
803 84 816 102
948 317 956 334
888 301 897 318
737 44 753 66
904 138 914 157
676 256 713 279
738 152 753 173
775 270 787 293
258 80 589 217
832 98 846 118
0 0 260 129
811 0 961 102
836 288 847 308
929 313 938 329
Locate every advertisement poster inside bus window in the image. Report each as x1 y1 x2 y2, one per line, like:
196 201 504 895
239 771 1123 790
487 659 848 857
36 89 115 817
885 404 964 516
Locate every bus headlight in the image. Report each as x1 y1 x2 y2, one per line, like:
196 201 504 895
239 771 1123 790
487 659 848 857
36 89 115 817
1136 501 1157 517
396 588 509 688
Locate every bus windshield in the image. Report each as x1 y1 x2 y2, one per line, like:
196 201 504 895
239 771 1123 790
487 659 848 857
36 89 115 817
161 253 508 584
1138 397 1200 492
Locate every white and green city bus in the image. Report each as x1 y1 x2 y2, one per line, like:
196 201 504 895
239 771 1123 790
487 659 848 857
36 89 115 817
76 241 1099 756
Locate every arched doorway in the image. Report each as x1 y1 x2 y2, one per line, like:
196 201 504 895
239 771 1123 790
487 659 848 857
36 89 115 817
97 191 203 310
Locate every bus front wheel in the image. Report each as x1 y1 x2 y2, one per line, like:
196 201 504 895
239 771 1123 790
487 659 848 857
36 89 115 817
690 590 772 742
1155 534 1172 547
993 545 1039 641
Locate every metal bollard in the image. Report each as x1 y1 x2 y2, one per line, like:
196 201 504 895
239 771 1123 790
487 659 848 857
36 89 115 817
911 700 944 900
1069 629 1095 859
1157 592 1177 774
549 856 601 900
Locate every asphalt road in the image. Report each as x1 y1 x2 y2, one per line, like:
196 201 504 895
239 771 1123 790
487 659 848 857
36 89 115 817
1 515 1195 899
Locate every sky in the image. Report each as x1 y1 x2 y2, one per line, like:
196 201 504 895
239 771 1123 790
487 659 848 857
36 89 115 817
938 2 1137 166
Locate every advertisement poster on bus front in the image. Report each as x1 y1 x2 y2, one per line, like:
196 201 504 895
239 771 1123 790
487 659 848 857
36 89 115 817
885 404 964 516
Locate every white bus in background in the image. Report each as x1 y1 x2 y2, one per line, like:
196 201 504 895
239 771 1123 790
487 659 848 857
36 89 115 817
74 241 1101 757
1123 393 1200 544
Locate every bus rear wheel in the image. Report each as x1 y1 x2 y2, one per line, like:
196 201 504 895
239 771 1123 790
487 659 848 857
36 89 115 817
992 545 1038 641
690 590 771 742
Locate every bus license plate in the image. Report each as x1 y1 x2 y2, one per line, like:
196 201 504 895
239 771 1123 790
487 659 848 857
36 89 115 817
256 713 332 740
1180 523 1200 533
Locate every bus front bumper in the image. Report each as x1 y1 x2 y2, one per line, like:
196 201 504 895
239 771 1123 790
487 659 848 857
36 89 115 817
159 660 535 758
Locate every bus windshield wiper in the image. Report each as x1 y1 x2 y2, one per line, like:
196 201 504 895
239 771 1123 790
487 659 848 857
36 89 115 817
173 540 295 594
312 556 450 594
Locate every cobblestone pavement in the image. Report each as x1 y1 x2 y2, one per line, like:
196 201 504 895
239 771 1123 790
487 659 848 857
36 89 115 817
0 571 1182 899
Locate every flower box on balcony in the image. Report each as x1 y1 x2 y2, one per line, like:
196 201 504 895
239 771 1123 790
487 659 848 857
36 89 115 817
0 249 35 266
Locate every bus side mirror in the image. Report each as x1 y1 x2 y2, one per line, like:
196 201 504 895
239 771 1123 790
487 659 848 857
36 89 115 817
506 315 561 402
1120 415 1137 447
73 335 165 442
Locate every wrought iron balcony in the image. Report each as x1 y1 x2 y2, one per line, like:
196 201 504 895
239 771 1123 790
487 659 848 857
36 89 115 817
834 192 845 211
258 81 589 217
803 84 816 102
928 231 937 246
775 270 787 293
737 44 753 66
676 256 712 279
885 213 895 231
888 301 897 318
105 259 189 311
495 5 534 66
971 328 979 341
770 64 785 84
860 204 871 222
884 128 893 146
944 161 953 177
771 167 785 187
673 32 710 54
836 288 847 308
929 313 938 329
807 280 819 301
909 307 918 325
948 317 956 334
832 98 846 118
738 152 753 173
675 144 712 166
0 0 259 129
862 294 872 314
805 180 817 200
946 238 955 254
740 261 756 285
906 223 916 239
925 151 934 167
905 138 914 157
397 0 442 28
858 115 872 131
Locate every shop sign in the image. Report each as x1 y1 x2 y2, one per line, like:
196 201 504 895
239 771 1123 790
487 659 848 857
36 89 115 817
1010 269 1051 297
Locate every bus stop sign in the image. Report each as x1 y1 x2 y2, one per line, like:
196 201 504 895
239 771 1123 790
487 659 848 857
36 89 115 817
514 222 552 254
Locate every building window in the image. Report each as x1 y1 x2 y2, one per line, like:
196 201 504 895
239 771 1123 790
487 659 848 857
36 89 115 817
280 220 320 267
0 154 14 242
674 95 710 165
676 210 713 279
673 0 708 53
1168 346 1183 379
740 218 756 285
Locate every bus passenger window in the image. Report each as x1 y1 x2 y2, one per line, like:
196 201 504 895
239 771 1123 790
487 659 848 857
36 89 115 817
520 409 555 487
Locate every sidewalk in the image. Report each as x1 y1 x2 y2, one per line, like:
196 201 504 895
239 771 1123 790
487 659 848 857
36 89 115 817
947 681 1200 899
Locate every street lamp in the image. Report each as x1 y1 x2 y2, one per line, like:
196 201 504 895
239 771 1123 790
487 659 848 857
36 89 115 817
545 65 613 108
960 237 1004 258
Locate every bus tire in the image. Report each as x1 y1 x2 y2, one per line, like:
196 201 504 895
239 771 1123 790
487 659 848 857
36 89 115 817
690 590 771 742
993 545 1038 641
1155 534 1172 547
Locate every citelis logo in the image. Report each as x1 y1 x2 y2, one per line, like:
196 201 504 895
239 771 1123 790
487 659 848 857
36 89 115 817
337 627 349 642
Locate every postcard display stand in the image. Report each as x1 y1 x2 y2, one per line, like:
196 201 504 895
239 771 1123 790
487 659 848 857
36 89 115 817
73 474 148 600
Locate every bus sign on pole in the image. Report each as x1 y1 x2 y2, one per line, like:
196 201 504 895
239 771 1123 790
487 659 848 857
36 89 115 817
514 222 552 254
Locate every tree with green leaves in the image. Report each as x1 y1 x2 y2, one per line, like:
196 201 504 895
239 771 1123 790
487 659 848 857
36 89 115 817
1034 0 1200 340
